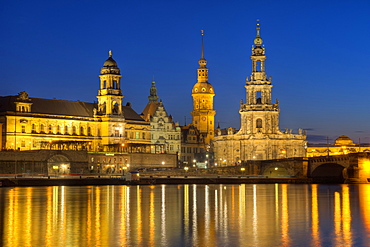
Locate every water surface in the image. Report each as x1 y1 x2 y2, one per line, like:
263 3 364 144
1 184 370 246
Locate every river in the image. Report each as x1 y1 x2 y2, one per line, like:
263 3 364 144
1 184 370 246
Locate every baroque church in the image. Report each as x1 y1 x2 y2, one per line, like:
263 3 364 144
213 23 307 166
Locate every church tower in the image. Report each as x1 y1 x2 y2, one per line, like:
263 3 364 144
97 51 123 116
239 22 280 135
191 30 216 145
213 22 306 164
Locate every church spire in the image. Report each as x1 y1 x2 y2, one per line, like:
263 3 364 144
197 30 208 82
254 20 263 47
148 79 159 102
201 30 205 59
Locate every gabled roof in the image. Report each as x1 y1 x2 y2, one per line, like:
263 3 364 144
141 101 160 121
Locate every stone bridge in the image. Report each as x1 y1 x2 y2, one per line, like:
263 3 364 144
308 153 370 183
238 152 370 183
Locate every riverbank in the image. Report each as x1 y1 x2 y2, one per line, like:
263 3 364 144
0 177 314 187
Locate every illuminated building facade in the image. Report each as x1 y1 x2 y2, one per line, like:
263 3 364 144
141 80 181 155
213 23 307 166
0 52 150 152
307 135 370 157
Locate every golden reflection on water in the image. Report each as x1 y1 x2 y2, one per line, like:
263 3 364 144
311 184 321 247
1 184 370 246
359 184 370 235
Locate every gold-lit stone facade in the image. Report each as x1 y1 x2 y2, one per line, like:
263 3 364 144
0 52 150 152
307 135 370 157
190 31 215 145
213 23 307 166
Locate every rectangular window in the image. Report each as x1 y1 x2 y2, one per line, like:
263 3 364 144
136 132 139 139
21 125 26 133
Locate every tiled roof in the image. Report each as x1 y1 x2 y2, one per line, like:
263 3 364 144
0 95 146 123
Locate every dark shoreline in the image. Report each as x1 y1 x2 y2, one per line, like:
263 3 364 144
0 177 317 187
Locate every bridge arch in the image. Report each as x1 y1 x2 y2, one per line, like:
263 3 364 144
311 163 346 183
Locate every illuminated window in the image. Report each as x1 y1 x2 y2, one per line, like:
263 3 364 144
48 125 53 134
40 124 45 133
21 140 25 147
115 129 119 137
57 125 61 134
136 132 139 139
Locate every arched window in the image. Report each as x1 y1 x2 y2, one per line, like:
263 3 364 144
87 127 91 136
72 126 77 135
80 126 84 135
40 124 45 133
64 126 69 135
256 119 262 128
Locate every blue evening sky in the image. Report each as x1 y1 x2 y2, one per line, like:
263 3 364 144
1 0 370 143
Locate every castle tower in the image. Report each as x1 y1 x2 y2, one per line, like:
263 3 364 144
191 30 216 145
97 50 123 116
239 22 280 135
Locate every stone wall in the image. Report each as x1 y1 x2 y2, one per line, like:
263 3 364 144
0 150 177 175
